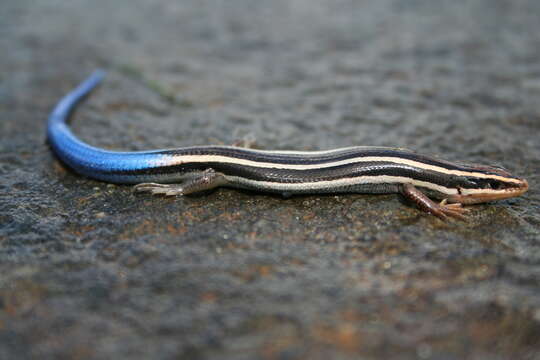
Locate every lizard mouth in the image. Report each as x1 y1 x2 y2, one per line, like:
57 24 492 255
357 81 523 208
447 179 528 204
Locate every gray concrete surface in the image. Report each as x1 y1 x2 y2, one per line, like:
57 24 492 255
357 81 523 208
1 0 540 359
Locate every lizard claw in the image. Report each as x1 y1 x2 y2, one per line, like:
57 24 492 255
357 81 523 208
432 199 470 221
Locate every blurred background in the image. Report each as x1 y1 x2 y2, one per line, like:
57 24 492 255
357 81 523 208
1 1 539 359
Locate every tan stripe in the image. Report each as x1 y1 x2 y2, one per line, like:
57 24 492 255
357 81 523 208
154 154 521 184
226 174 459 195
460 188 510 196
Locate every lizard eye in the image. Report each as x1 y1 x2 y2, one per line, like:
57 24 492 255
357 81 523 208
488 180 503 190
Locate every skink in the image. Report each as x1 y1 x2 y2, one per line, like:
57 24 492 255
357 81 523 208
47 70 529 220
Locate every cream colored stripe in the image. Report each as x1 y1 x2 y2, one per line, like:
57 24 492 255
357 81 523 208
226 174 459 195
153 153 520 184
460 188 507 195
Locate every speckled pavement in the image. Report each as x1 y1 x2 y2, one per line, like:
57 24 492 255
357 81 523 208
1 1 540 359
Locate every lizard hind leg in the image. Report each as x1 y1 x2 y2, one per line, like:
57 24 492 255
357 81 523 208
133 168 229 196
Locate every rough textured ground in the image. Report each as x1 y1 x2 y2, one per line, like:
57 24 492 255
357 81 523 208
1 1 540 359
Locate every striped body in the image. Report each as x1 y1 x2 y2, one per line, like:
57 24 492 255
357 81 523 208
47 70 528 217
45 141 519 198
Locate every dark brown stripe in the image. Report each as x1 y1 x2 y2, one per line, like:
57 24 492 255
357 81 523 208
102 161 480 189
155 146 506 176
